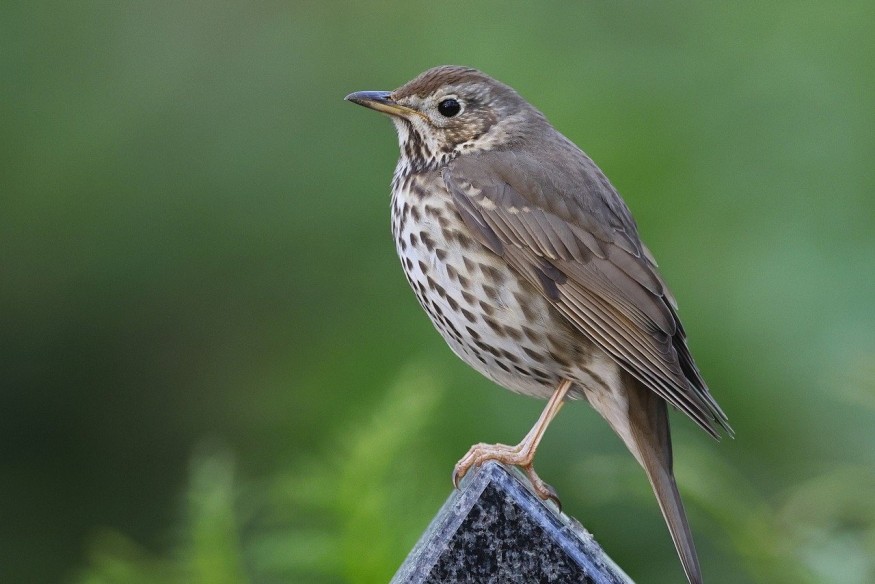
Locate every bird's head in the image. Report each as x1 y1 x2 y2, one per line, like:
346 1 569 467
346 66 547 169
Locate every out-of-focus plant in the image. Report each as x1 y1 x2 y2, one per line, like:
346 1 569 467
77 362 445 584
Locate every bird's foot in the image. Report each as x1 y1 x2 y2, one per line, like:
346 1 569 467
452 442 560 507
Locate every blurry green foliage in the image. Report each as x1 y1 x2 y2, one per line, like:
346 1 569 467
78 454 248 584
1 1 873 583
77 363 445 584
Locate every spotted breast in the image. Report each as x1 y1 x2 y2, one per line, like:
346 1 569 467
391 167 613 401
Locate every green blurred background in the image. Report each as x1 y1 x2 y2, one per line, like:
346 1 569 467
2 2 873 583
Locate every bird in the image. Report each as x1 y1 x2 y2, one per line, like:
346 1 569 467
346 65 731 584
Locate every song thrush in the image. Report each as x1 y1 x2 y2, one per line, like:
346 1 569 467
346 66 731 584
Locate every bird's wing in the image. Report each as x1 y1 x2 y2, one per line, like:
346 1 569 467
443 148 731 438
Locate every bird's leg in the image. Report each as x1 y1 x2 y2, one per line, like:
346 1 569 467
453 379 573 503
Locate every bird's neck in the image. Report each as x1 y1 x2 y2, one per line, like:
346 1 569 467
392 119 453 176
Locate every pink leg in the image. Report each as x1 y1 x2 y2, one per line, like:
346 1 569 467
453 379 573 503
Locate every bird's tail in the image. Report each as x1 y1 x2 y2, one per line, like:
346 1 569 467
589 375 703 584
637 430 702 584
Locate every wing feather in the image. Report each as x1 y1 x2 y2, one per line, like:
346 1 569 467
443 151 731 437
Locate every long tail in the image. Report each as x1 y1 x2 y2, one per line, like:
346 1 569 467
587 373 703 584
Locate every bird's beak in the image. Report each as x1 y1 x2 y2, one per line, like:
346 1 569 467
345 90 415 117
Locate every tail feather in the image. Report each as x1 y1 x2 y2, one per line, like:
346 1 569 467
586 373 703 584
640 442 702 584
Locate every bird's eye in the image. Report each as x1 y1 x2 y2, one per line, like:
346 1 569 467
437 98 461 117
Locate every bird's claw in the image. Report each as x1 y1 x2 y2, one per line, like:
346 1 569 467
452 441 498 488
451 442 561 509
521 464 561 510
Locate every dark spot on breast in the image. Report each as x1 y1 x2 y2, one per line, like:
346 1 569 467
422 301 437 319
483 317 503 335
447 296 459 311
409 180 428 198
410 205 421 222
473 339 501 358
436 249 447 261
504 327 523 342
420 232 436 252
478 300 494 316
461 307 477 323
516 293 537 321
443 317 463 341
465 326 481 340
548 350 571 368
480 264 505 284
426 275 446 298
521 325 542 343
523 347 547 363
481 284 499 302
418 260 428 274
409 233 419 246
461 291 476 305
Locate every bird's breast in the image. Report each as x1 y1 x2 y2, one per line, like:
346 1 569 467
390 169 586 399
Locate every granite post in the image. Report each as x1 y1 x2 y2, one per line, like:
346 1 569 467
390 461 634 583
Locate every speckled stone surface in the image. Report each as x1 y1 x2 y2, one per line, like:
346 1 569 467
390 461 634 584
